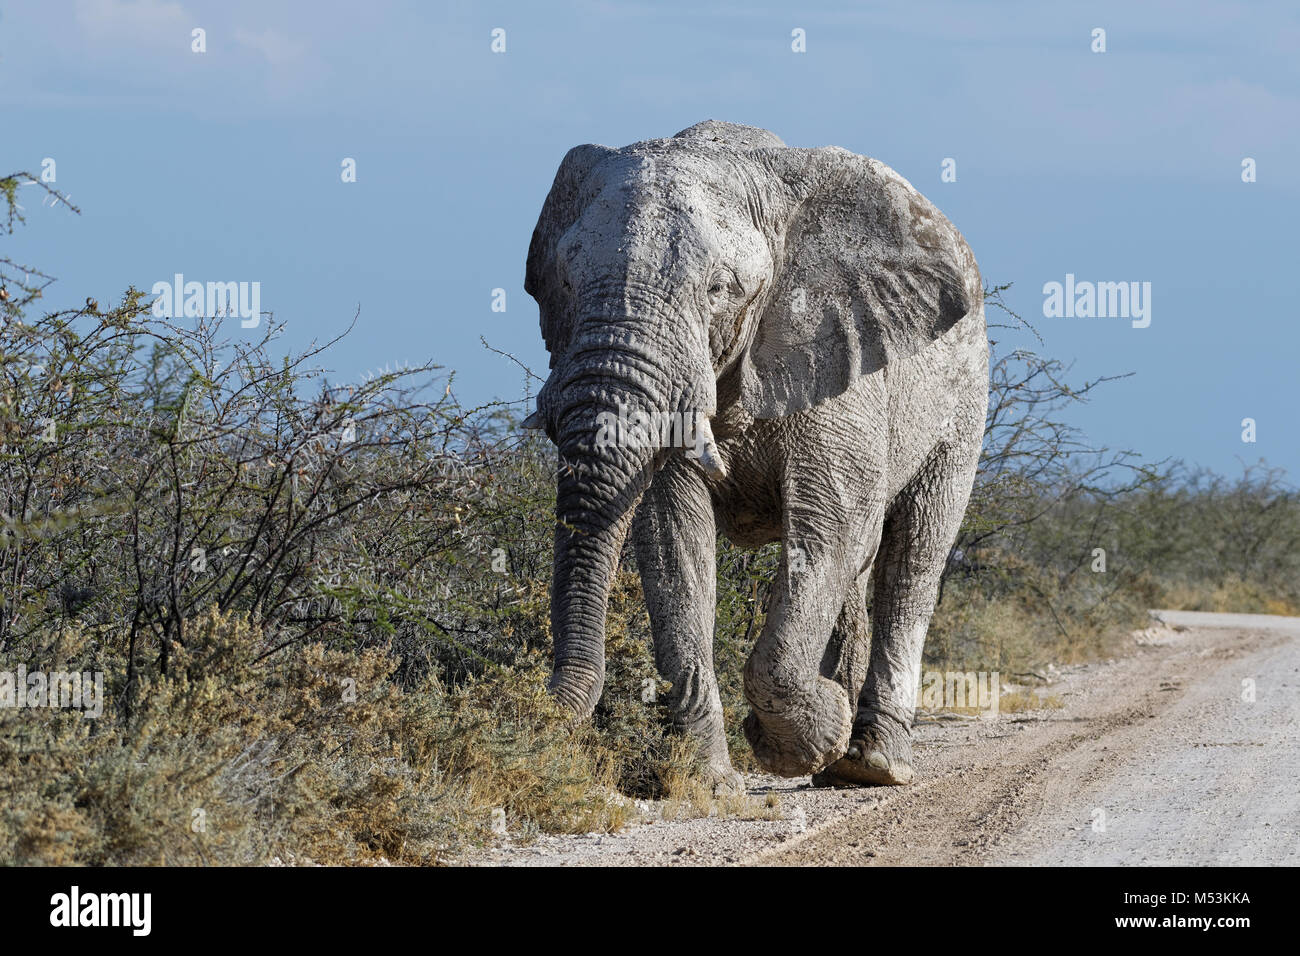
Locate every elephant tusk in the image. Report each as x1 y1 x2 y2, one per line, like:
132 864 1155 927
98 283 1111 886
693 415 728 480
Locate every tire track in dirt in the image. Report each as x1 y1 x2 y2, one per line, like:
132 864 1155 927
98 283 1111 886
749 705 1167 866
749 615 1292 866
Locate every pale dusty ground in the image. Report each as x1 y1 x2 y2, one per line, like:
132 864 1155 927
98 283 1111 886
465 611 1300 866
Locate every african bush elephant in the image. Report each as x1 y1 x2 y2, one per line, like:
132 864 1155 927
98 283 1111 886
523 120 987 791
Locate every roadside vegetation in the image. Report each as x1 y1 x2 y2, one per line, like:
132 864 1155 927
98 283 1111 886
3 174 1297 864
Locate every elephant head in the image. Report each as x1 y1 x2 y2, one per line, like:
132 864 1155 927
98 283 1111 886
525 120 975 721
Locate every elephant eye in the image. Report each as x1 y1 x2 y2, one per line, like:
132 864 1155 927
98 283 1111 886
707 271 737 305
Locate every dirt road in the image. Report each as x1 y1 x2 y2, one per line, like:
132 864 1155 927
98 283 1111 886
478 611 1300 866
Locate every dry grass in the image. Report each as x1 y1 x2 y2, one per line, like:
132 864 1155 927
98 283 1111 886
927 570 1136 676
0 568 774 865
1156 575 1300 617
0 610 634 865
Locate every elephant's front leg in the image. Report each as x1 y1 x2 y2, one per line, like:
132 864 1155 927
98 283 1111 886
742 498 877 777
631 458 741 794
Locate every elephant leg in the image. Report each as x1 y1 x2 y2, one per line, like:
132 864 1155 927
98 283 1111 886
742 496 879 777
630 458 740 794
821 559 878 716
825 447 978 786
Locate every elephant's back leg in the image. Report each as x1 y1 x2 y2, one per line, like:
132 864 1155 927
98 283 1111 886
823 439 980 786
817 548 879 723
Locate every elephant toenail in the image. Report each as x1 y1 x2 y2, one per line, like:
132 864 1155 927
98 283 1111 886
846 743 862 759
867 751 889 770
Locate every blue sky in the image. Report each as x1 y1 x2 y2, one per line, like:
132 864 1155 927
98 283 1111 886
3 0 1297 478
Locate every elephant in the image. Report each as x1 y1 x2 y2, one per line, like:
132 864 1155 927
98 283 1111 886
522 120 987 792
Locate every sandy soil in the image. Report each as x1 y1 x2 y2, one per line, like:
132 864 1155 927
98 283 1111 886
469 610 1300 866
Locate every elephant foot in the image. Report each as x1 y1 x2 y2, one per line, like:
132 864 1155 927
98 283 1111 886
674 712 744 795
742 678 852 777
702 759 746 796
812 714 914 787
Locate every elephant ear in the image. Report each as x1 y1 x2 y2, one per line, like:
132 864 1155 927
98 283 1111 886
525 144 616 363
737 147 979 419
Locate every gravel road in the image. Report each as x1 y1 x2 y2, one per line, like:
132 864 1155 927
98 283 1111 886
470 611 1300 866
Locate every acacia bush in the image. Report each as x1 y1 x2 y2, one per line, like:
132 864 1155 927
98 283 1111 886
1 172 691 863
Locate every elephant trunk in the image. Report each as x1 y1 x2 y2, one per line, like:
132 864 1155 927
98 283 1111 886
547 453 653 716
545 363 666 718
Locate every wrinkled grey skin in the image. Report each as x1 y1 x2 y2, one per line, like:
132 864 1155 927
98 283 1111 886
524 121 987 791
